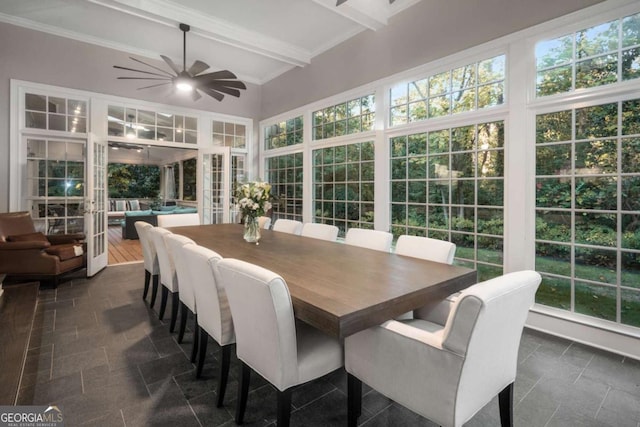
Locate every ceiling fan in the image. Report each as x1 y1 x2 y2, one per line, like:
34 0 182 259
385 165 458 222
114 23 246 102
337 0 396 5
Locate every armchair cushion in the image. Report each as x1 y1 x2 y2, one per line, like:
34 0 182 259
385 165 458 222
7 232 49 243
45 244 83 261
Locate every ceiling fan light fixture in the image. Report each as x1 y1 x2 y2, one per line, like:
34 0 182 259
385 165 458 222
175 75 193 92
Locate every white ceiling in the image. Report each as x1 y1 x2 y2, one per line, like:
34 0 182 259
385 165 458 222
0 0 421 85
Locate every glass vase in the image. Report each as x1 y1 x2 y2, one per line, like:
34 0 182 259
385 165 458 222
243 216 261 243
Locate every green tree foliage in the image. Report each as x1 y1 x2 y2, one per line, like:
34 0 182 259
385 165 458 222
108 163 160 198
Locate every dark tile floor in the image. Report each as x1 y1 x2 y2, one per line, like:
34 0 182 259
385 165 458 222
16 263 640 426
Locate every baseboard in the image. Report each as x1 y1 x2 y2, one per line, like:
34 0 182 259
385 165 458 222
526 310 640 361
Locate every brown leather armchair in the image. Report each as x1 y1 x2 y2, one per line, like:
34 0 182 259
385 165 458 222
0 211 86 287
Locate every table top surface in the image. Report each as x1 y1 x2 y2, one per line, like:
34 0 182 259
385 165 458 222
169 224 477 338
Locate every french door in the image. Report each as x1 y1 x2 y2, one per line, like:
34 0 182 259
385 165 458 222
85 134 108 276
199 146 232 224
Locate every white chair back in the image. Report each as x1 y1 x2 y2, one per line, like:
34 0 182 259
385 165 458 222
258 216 272 230
395 235 456 264
344 228 392 252
134 221 158 273
164 234 196 311
345 270 541 427
157 213 200 228
216 258 299 390
451 271 540 422
147 227 177 291
301 223 339 242
182 244 234 346
272 219 303 235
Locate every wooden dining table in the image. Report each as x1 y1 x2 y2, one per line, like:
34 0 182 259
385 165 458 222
169 224 477 339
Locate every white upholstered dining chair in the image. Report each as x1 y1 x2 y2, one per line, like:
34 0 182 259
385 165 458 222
164 233 198 360
134 221 159 307
157 213 200 227
395 235 456 264
345 270 542 427
258 216 272 230
300 223 339 242
216 258 343 427
182 244 235 405
344 228 393 252
272 218 303 235
147 227 177 326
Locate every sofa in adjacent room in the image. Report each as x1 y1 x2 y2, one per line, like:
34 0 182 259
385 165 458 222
120 206 198 239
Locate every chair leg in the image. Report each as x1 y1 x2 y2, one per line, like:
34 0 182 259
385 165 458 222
190 315 199 363
347 373 362 427
169 292 180 333
158 287 169 320
178 302 189 343
235 361 251 425
277 388 292 427
143 270 151 300
196 329 208 379
149 274 159 308
498 382 514 427
216 345 231 407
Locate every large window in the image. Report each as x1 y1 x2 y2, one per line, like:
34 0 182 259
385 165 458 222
266 153 303 221
390 121 504 281
264 116 303 150
312 95 375 140
25 93 87 133
313 141 375 235
389 55 505 126
535 12 640 97
535 100 640 327
213 120 246 148
25 138 85 234
108 106 198 143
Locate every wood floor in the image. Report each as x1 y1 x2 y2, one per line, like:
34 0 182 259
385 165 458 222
108 225 143 265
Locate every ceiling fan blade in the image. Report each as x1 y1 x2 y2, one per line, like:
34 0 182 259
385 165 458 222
160 55 182 74
201 87 225 102
193 70 238 82
195 80 247 91
137 82 172 90
188 60 210 76
205 84 241 98
117 77 172 80
128 57 175 76
191 89 202 101
389 0 396 3
336 0 348 5
113 65 169 77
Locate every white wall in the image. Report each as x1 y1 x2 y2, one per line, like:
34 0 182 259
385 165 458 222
0 21 261 213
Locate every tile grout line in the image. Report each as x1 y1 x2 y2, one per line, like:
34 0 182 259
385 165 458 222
594 385 611 420
80 368 85 394
573 354 594 385
120 409 127 427
174 375 204 427
543 404 561 427
516 376 542 406
292 387 337 412
49 343 54 381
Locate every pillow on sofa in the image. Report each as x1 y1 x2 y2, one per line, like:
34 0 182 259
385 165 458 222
125 209 153 217
128 200 141 211
7 232 49 243
115 200 127 211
